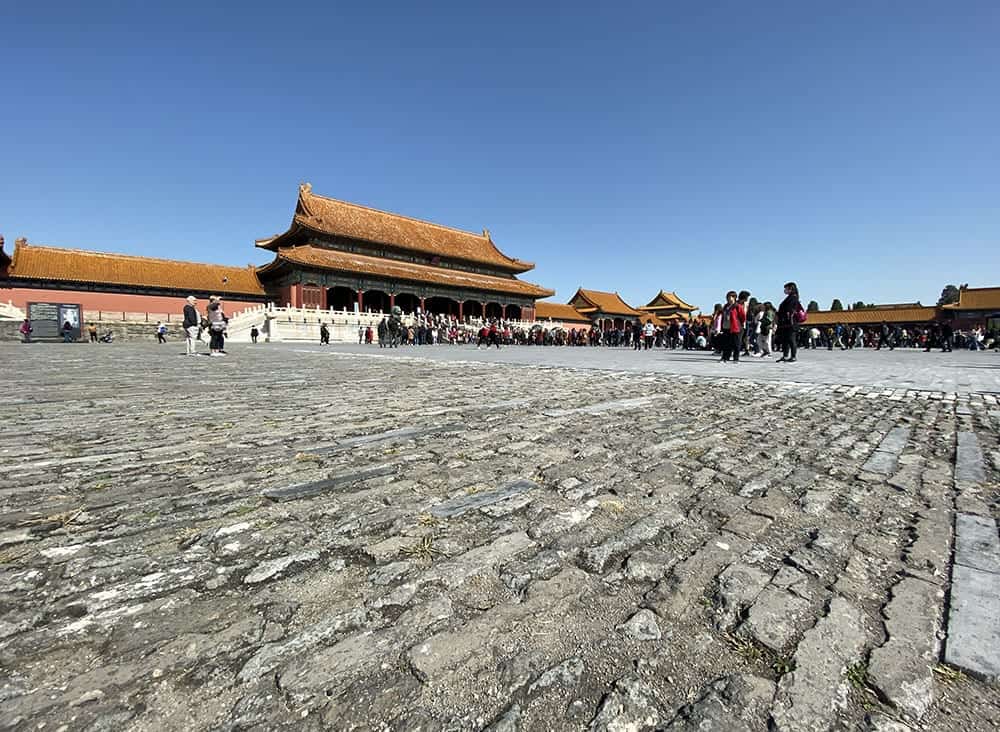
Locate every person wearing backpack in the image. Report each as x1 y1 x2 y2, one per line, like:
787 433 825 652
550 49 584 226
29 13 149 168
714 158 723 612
776 282 802 362
720 290 746 363
758 302 774 357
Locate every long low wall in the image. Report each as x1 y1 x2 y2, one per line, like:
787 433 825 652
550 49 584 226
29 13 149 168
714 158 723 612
0 320 188 343
0 287 262 319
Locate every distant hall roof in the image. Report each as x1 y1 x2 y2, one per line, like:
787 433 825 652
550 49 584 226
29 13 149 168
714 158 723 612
943 286 1000 311
4 242 265 296
257 184 534 274
806 306 938 325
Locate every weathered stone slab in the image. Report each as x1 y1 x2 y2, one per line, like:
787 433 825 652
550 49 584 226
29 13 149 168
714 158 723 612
723 512 772 540
484 704 521 731
905 512 951 582
421 531 536 589
945 563 1000 681
879 426 911 455
526 657 584 696
771 596 866 731
954 513 1000 575
715 563 773 630
862 450 898 475
868 577 943 719
618 608 661 641
651 533 751 619
529 506 594 540
955 431 986 484
408 568 588 681
739 585 813 653
664 674 776 731
277 596 454 704
429 479 538 518
545 396 654 418
580 505 684 574
625 548 672 582
308 423 464 454
244 551 320 584
862 426 910 474
237 607 368 682
261 464 396 502
589 673 661 731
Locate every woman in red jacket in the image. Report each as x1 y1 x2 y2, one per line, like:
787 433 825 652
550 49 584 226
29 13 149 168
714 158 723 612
720 290 746 363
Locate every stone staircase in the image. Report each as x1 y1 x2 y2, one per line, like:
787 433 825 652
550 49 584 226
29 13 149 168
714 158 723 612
222 304 585 343
0 300 25 320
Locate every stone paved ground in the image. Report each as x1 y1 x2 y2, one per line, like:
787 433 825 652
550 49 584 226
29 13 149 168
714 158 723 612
0 342 998 731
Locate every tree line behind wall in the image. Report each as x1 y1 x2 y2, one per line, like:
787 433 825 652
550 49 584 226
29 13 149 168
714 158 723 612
816 284 965 312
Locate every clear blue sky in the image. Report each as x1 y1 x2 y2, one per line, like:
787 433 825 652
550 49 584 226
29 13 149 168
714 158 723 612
2 1 997 312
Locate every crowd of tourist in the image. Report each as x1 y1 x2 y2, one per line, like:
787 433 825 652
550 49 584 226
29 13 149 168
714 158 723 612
335 281 998 360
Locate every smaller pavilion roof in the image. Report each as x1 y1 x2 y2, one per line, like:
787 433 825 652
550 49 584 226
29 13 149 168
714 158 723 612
534 301 591 323
568 288 643 317
637 313 666 327
640 290 697 312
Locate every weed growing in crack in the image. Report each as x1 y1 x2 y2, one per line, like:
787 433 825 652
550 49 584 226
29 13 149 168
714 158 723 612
932 664 967 684
599 500 626 516
846 662 869 691
23 508 85 528
772 656 794 675
723 632 764 664
231 502 261 517
401 536 444 562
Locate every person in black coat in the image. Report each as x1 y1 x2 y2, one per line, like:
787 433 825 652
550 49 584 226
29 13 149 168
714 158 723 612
776 282 801 363
182 295 200 356
940 322 954 352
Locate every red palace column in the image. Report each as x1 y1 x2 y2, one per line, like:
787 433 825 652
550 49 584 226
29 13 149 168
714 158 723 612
357 290 364 312
481 302 487 318
389 293 395 309
458 302 463 319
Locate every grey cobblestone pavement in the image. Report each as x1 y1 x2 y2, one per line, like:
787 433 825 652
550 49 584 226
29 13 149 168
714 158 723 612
1 342 998 731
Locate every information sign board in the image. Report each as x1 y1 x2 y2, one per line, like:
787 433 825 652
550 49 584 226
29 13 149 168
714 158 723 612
27 302 82 340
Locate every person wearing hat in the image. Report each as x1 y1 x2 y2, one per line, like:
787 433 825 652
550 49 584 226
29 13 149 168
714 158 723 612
182 295 200 356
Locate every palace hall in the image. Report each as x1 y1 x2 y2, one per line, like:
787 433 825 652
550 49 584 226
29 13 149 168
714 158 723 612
254 184 553 320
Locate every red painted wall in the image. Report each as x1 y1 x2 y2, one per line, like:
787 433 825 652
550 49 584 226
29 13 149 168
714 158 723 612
0 285 263 320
